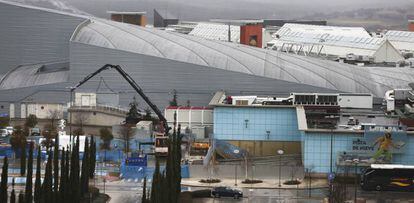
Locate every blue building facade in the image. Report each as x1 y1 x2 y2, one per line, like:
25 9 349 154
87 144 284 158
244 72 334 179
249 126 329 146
214 106 301 141
213 105 414 174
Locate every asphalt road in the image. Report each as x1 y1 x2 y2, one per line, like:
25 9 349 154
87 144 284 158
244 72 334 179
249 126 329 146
94 179 414 203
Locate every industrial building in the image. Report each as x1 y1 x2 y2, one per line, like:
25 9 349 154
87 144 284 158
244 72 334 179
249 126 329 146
268 23 404 63
189 23 241 43
209 91 414 174
153 9 179 28
107 11 147 27
409 20 414 32
384 30 414 53
0 0 414 126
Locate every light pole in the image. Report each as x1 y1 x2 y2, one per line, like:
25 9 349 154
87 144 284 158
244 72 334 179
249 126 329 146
234 149 239 186
353 158 360 203
329 128 335 203
277 149 284 187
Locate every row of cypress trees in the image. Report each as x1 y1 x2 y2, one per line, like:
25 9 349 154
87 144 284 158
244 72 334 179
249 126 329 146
0 135 97 203
144 122 182 203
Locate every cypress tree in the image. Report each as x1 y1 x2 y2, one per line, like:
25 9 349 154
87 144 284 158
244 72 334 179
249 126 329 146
80 137 89 198
11 189 16 203
69 135 80 203
34 147 41 203
142 177 147 203
25 142 34 203
18 191 24 203
53 139 59 196
20 139 27 176
150 158 161 203
41 149 53 202
63 148 70 203
160 172 168 203
89 136 96 178
174 124 182 202
59 147 65 201
146 187 150 203
0 156 8 203
11 178 16 203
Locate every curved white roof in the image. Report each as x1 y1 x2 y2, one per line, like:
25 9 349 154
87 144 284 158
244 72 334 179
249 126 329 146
277 23 371 38
0 61 69 89
70 19 414 97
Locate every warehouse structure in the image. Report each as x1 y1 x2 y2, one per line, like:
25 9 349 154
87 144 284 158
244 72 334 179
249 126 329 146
153 9 179 28
268 24 404 63
188 23 240 42
385 30 414 53
275 23 371 38
0 0 414 121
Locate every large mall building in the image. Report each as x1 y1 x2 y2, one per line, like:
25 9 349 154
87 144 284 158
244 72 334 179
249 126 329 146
1 1 414 174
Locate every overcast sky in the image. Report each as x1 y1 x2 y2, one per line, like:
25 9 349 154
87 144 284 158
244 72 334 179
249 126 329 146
64 0 414 20
10 0 414 23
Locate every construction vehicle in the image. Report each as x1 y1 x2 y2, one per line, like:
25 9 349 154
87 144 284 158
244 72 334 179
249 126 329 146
71 64 171 155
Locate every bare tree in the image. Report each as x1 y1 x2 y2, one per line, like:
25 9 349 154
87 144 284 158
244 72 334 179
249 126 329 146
74 111 90 135
118 124 134 157
48 109 61 127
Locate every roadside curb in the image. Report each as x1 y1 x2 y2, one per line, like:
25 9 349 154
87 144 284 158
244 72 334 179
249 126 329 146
181 183 328 190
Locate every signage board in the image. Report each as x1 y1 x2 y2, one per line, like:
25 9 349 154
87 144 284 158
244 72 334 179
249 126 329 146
338 125 407 165
125 155 147 166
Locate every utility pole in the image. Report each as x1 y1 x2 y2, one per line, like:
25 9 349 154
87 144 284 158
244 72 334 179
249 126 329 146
353 159 359 203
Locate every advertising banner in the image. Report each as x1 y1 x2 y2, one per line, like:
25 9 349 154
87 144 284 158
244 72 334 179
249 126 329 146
337 125 407 166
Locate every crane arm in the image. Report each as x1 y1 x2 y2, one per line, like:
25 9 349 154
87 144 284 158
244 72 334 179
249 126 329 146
71 64 169 133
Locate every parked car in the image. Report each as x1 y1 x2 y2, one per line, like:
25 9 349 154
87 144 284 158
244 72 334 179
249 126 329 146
0 129 8 137
30 127 41 136
211 187 243 199
5 126 13 135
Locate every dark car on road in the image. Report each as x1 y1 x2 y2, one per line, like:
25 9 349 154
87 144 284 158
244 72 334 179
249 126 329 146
211 187 243 199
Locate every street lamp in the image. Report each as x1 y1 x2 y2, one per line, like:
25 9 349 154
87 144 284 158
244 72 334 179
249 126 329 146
353 158 360 203
266 130 270 140
234 149 239 186
277 149 284 187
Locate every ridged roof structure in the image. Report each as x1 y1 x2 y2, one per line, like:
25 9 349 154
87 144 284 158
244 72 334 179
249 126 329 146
0 61 69 90
70 19 414 97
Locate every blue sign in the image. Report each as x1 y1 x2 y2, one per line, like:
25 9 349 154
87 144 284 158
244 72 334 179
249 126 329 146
125 155 147 166
328 173 335 182
0 113 8 117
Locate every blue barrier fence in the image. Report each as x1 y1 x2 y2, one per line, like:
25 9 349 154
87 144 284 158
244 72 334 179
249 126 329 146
120 164 190 180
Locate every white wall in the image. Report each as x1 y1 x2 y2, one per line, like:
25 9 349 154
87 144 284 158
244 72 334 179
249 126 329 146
374 40 405 63
338 94 373 109
22 103 64 119
165 107 213 128
75 92 97 106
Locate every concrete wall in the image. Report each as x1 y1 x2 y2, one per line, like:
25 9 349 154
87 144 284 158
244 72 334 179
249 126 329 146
21 103 64 119
189 164 304 179
228 140 301 156
69 109 125 127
